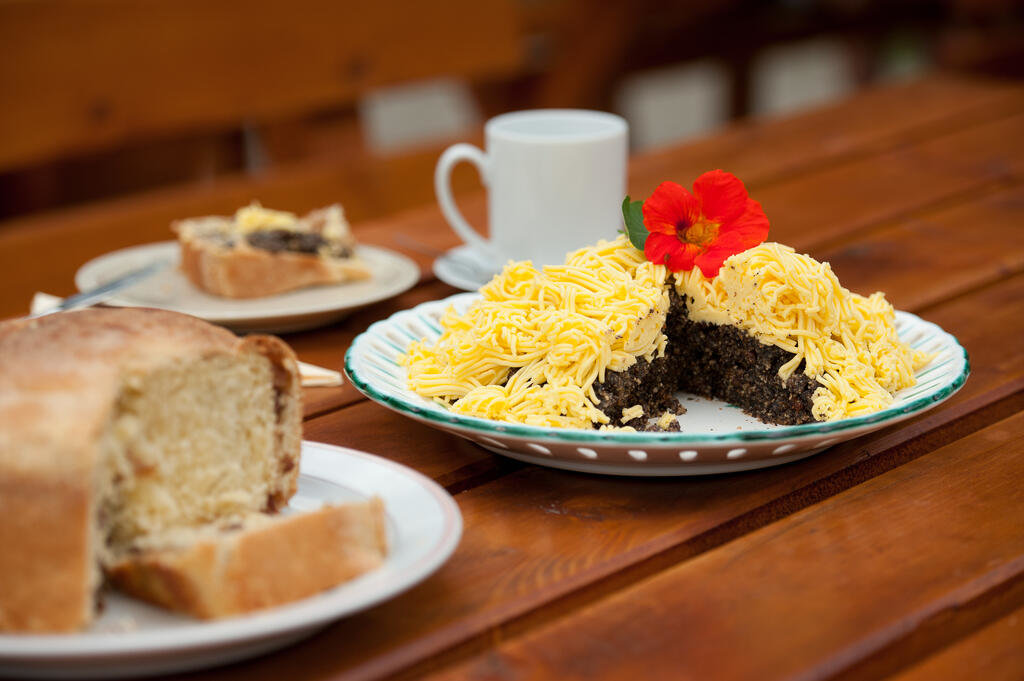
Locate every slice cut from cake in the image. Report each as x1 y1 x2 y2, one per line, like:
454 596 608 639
175 202 371 299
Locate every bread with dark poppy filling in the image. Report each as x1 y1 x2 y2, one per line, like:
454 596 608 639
175 203 371 299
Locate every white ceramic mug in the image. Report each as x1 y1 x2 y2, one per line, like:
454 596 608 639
434 109 628 268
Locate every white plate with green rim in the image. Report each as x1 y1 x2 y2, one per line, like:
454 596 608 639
345 293 969 476
0 443 462 679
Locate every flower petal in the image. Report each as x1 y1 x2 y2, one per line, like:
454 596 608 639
722 198 771 245
667 241 702 272
643 181 699 236
693 249 731 278
693 170 748 223
645 232 700 272
643 232 679 265
696 198 771 276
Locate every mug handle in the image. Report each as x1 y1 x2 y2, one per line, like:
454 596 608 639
434 143 495 258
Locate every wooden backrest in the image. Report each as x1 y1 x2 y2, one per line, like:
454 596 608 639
0 0 524 172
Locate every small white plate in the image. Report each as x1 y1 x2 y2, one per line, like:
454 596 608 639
432 244 500 291
75 241 420 333
0 443 462 679
345 293 969 476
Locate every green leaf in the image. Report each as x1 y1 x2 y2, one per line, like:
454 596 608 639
621 196 647 251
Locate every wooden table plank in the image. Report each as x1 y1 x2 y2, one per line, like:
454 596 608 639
192 268 1024 681
628 74 1024 198
814 185 1024 312
762 114 1024 252
908 112 1024 179
886 604 1024 681
422 411 1024 681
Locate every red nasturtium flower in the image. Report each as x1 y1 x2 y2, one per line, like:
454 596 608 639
633 170 770 277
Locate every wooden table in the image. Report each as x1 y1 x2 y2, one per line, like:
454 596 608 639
2 74 1023 681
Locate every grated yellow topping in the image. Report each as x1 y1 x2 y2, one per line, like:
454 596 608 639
404 238 669 428
621 405 644 424
657 410 678 429
404 236 931 427
233 202 298 233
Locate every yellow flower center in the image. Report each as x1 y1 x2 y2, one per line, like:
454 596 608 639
679 218 720 248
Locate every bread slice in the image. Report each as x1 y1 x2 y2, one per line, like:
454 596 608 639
175 203 372 299
0 308 302 631
108 500 387 619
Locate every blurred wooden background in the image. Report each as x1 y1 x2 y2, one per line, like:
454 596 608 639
1 0 1021 223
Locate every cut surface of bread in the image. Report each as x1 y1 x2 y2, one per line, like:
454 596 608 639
109 500 388 619
0 308 302 631
100 342 301 559
175 203 372 299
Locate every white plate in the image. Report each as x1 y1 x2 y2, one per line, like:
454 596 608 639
432 244 500 291
0 442 462 679
345 293 970 476
75 241 420 333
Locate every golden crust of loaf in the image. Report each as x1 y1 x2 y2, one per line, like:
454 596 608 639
0 473 95 631
108 499 388 619
0 308 303 632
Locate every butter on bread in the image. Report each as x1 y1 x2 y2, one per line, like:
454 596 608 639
175 203 372 299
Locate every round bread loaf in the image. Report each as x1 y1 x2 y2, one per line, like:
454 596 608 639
0 308 302 632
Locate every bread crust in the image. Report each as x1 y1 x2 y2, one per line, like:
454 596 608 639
0 472 95 632
0 308 303 631
176 222 371 299
108 500 388 618
239 334 302 509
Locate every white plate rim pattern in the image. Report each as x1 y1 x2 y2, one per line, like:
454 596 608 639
74 241 420 326
0 442 462 662
344 292 970 475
